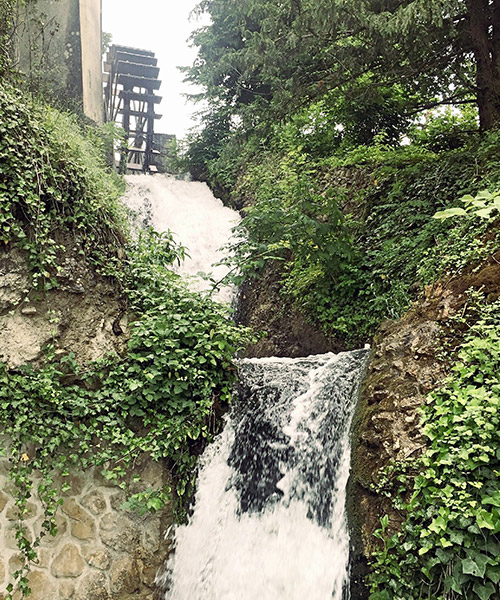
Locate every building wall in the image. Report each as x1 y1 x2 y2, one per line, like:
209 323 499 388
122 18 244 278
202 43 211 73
17 0 103 123
80 0 103 123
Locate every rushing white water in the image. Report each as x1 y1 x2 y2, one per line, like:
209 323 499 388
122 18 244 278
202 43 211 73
123 174 239 303
121 174 367 599
159 350 368 600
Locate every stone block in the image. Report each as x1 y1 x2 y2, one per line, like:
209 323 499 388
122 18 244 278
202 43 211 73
38 512 68 546
59 580 76 599
99 514 139 552
62 497 96 540
5 524 33 550
6 501 38 521
83 548 110 571
51 543 85 578
26 570 57 600
141 518 161 554
109 490 126 511
80 490 107 515
8 554 23 576
0 490 8 512
75 571 110 600
0 556 4 585
109 557 142 594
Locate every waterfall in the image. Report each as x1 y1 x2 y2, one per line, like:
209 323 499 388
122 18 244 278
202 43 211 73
123 174 367 599
123 174 239 303
159 351 367 600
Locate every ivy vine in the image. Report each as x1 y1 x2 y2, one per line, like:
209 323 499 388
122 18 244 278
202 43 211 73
369 296 500 600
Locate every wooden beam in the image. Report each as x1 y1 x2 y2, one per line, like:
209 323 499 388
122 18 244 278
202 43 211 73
117 60 160 79
115 51 158 66
119 90 162 104
118 74 162 91
119 109 163 119
113 44 155 57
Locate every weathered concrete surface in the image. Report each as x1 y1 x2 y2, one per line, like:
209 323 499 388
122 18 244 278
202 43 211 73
348 251 500 598
80 0 103 123
0 240 127 368
16 0 103 122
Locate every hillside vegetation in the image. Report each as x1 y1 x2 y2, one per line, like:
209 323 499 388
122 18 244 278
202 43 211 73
0 80 253 597
183 1 500 598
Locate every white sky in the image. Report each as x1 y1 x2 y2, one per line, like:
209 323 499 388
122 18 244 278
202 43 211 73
102 0 208 138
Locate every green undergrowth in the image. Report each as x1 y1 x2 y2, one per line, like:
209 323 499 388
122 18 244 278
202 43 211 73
0 82 126 289
368 294 500 600
216 117 500 347
0 228 254 597
0 82 255 597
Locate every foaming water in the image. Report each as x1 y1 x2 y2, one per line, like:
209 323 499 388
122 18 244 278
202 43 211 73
158 350 368 600
123 174 239 303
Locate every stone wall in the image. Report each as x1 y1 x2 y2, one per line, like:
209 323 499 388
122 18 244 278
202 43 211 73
0 456 173 600
0 242 173 599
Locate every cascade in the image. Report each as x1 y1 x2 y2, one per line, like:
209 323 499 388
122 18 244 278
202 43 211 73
123 174 367 599
159 351 367 600
123 174 239 302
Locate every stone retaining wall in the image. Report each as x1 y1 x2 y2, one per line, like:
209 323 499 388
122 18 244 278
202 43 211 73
0 456 173 600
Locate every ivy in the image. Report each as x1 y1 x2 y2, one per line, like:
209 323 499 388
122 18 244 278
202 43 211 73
368 297 500 600
0 82 126 289
0 83 255 597
0 228 254 597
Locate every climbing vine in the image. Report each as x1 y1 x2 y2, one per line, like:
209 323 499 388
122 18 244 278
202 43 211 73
368 296 500 600
0 228 254 597
0 82 255 596
0 83 125 290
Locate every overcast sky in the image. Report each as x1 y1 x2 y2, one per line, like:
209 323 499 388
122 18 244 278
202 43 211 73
102 0 208 138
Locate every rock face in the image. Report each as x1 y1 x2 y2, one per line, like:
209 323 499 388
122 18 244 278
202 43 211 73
348 252 500 598
237 263 341 358
0 240 128 368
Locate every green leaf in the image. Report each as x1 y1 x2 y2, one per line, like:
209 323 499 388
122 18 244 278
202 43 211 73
433 207 467 219
462 557 487 578
473 581 496 600
476 510 496 530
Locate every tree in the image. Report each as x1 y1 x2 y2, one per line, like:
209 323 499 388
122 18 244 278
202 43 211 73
188 0 500 132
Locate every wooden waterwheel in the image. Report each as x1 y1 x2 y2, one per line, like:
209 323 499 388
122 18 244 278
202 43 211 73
103 44 162 174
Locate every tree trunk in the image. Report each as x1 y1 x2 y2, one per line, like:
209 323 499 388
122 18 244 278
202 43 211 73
466 0 500 130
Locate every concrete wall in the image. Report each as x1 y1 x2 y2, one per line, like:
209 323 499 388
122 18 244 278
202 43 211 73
80 0 103 123
17 0 103 123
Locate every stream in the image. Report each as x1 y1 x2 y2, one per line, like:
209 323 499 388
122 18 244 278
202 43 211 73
124 174 367 600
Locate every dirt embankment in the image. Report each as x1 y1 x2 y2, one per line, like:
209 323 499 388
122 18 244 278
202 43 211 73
348 251 500 598
0 238 127 368
236 264 342 358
